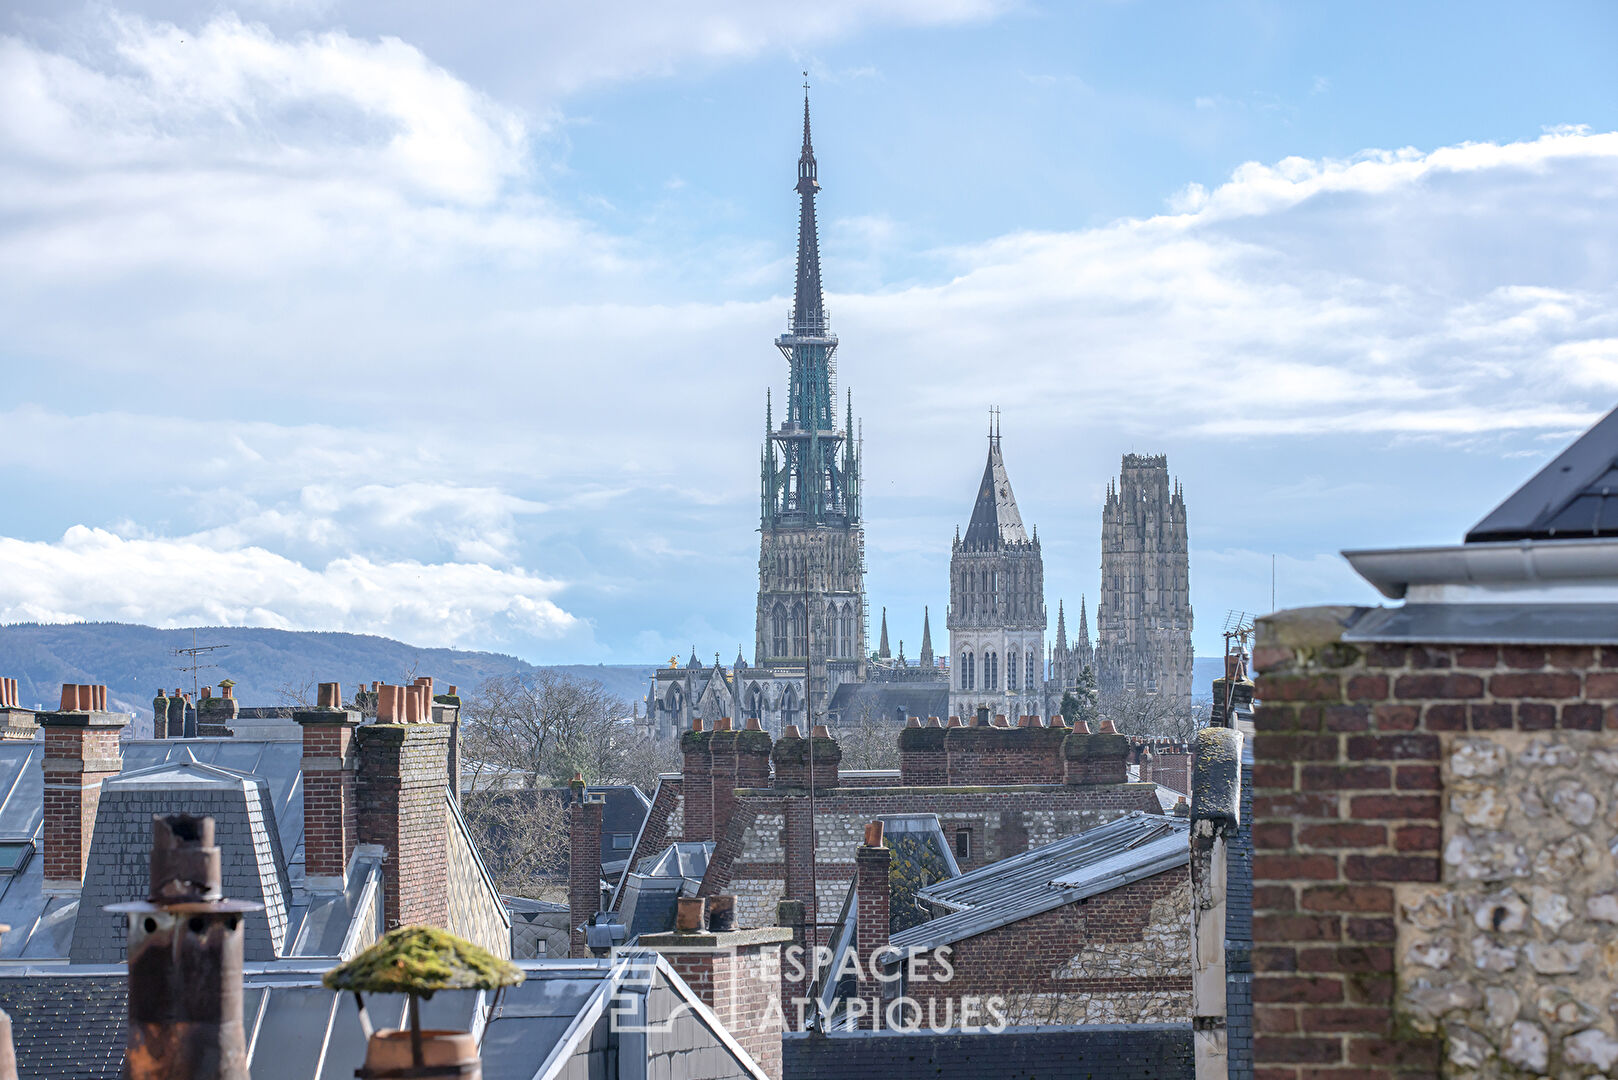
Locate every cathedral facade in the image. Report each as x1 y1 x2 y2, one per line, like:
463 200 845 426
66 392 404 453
946 426 1047 720
1093 453 1194 712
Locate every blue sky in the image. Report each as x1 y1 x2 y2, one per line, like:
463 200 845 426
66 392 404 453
1 0 1616 666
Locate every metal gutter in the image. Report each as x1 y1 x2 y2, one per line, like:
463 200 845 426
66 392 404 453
1343 538 1618 600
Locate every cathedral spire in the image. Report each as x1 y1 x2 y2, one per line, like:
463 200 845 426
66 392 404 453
1055 599 1068 650
920 606 934 668
963 422 1028 550
878 607 891 659
792 80 824 336
1078 594 1091 653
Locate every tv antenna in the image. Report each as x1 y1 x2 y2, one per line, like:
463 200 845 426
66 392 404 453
173 629 231 701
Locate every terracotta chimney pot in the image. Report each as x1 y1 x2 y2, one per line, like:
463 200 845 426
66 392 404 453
781 724 801 739
1098 718 1119 735
863 820 884 847
744 717 763 731
810 724 830 739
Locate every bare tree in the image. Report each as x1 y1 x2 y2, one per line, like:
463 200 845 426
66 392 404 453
1096 687 1208 743
460 787 569 900
611 729 684 796
460 670 631 790
834 704 901 771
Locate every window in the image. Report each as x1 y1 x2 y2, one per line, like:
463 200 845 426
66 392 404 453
0 840 33 874
1008 652 1019 691
610 834 634 851
1028 651 1037 686
962 651 975 691
771 604 788 657
954 829 971 861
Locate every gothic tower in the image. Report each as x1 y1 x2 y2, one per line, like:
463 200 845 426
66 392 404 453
947 421 1046 720
1094 453 1193 712
755 89 866 716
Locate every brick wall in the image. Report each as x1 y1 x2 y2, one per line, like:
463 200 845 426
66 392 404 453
903 868 1192 1027
1252 606 1618 1077
356 723 451 931
613 775 682 910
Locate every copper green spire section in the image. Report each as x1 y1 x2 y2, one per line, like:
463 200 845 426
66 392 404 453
762 86 857 529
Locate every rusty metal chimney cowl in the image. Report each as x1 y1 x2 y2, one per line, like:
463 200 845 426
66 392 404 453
107 814 263 1080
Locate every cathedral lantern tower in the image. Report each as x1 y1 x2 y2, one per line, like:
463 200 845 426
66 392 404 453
755 88 866 715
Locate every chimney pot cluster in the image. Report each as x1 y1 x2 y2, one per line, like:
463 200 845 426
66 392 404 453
317 682 342 708
376 682 433 723
58 684 107 711
0 678 19 709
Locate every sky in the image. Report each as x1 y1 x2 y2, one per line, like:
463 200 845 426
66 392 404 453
1 0 1616 666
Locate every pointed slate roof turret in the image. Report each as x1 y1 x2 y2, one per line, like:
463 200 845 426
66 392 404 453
1467 402 1618 541
878 607 891 659
964 422 1028 550
919 607 934 668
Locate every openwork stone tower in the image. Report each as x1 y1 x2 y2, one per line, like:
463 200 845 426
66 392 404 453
1095 453 1193 711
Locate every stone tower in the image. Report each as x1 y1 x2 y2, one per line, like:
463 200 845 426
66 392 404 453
755 88 866 717
947 422 1046 719
1094 453 1193 712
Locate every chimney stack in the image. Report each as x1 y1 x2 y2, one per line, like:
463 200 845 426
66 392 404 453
569 777 603 958
197 678 239 737
111 814 260 1080
356 703 452 931
40 684 127 893
854 820 891 1028
295 682 363 890
0 677 35 741
681 719 714 841
709 719 740 845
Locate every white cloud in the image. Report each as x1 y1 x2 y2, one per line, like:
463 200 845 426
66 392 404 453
0 526 577 647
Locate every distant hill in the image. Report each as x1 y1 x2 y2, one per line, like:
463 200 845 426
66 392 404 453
0 622 657 736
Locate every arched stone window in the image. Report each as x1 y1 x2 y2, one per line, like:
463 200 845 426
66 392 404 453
962 651 975 691
771 604 788 657
1008 652 1019 692
791 601 806 656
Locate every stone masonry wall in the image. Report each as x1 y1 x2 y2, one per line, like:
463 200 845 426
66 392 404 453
1252 605 1618 1079
700 784 1164 934
904 868 1192 1028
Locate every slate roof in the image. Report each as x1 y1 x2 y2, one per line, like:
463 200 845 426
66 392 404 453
825 682 948 726
0 953 772 1080
963 437 1029 550
617 841 712 939
783 1023 1194 1080
1467 403 1618 542
0 737 421 964
891 813 1188 951
71 756 293 964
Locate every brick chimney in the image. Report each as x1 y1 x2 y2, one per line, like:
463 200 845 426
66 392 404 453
898 717 946 785
736 718 773 790
1063 726 1130 785
40 684 128 894
429 681 463 800
356 708 451 930
709 718 739 845
681 720 713 841
770 725 840 790
639 917 792 1079
294 682 363 890
568 776 603 958
854 820 891 1029
196 679 239 737
0 677 36 740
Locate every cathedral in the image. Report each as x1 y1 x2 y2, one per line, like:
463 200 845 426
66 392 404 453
1093 453 1194 711
644 90 867 739
643 97 1194 740
946 421 1048 720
